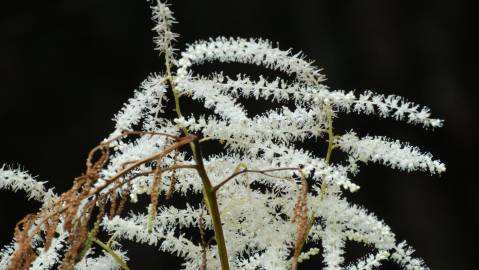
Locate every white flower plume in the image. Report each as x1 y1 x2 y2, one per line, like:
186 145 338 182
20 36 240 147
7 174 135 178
0 1 445 269
336 132 445 174
0 165 57 204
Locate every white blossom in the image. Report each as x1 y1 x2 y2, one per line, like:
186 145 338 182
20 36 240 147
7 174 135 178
150 0 178 60
391 242 429 270
0 1 445 269
346 251 390 270
176 37 325 84
75 247 128 270
352 90 443 128
112 73 168 136
336 132 446 174
30 233 67 270
0 165 56 204
0 241 16 270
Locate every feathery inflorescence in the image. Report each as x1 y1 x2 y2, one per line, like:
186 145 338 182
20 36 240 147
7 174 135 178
0 1 445 269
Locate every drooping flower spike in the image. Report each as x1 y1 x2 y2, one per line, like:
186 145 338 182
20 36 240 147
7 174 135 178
0 1 444 269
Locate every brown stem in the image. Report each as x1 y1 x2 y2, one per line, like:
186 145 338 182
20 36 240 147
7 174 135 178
92 136 194 195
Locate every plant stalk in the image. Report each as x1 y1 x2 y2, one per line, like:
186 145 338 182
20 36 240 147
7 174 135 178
165 53 229 270
93 238 130 270
191 137 230 270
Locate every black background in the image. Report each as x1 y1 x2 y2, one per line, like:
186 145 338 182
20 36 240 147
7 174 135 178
0 0 476 269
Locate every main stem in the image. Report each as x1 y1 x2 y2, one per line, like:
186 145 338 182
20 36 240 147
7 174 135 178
191 137 230 270
164 57 230 270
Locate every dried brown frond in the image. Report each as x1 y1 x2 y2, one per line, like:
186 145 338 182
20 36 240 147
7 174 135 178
148 159 163 232
114 183 131 217
109 186 119 219
79 197 107 260
8 214 38 270
62 192 81 233
291 171 309 270
61 198 97 270
43 203 61 251
86 144 109 175
5 132 193 269
165 150 179 199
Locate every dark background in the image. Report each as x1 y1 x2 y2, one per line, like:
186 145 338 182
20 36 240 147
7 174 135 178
0 0 476 269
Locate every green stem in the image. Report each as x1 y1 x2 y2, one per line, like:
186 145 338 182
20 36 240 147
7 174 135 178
106 232 118 247
191 137 230 270
164 55 195 157
320 105 335 198
79 212 103 260
165 52 188 134
93 238 131 270
325 106 334 164
164 53 229 270
167 75 190 136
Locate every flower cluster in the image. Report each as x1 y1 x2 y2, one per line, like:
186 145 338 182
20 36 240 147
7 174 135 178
0 1 445 270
